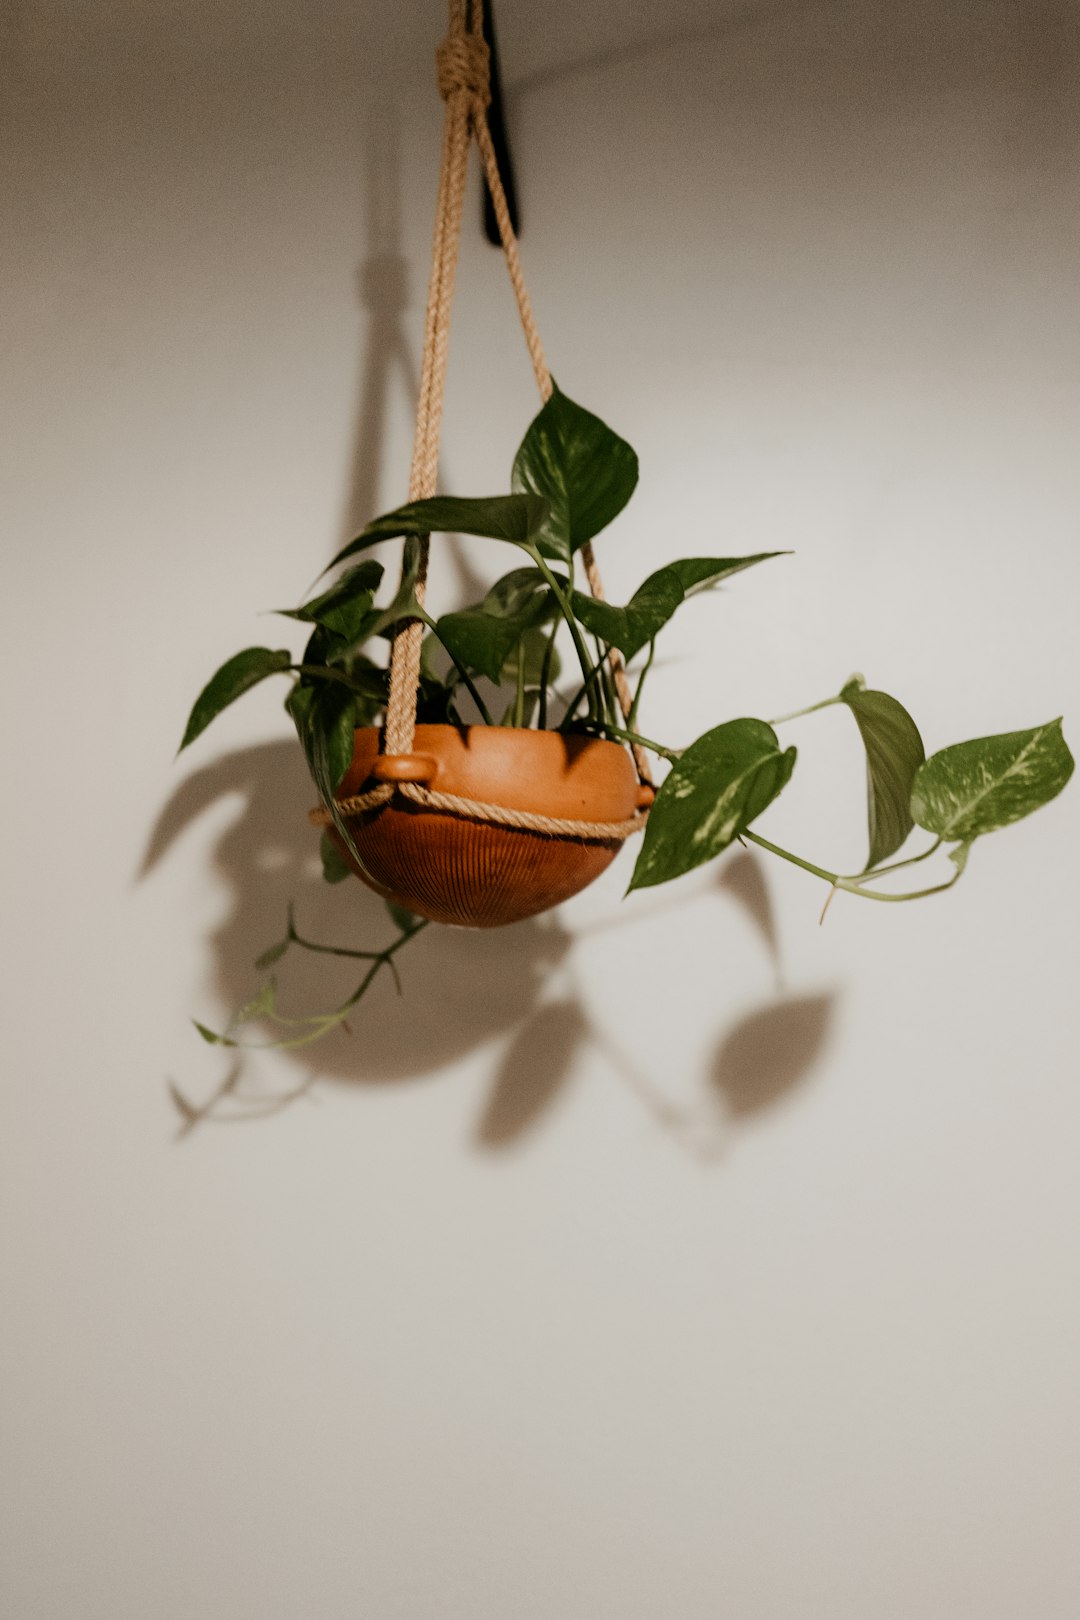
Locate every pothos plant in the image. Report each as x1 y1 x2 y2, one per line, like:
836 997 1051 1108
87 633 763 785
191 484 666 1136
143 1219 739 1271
181 386 1074 1051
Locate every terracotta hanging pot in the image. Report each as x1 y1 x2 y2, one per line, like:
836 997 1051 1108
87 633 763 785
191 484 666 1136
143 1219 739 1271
326 724 654 928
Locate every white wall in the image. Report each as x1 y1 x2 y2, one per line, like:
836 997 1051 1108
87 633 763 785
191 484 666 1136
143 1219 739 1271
3 3 1079 1616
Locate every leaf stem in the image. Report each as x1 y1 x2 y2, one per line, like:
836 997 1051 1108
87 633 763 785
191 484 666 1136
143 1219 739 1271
527 547 598 721
581 719 681 762
559 664 606 730
514 637 526 727
743 830 965 903
536 618 559 730
592 636 619 730
292 664 369 694
848 838 942 883
628 638 655 731
768 694 844 726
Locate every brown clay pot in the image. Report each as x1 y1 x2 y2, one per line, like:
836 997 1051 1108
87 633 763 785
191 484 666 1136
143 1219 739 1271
327 725 653 929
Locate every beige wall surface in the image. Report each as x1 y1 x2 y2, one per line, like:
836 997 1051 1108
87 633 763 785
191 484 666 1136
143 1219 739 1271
2 3 1079 1616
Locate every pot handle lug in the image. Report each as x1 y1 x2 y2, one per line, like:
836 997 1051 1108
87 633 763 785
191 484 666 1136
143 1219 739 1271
635 784 656 810
370 754 439 786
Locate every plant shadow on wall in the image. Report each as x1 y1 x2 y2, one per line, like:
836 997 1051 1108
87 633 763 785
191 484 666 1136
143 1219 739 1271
143 746 835 1153
157 38 1072 1147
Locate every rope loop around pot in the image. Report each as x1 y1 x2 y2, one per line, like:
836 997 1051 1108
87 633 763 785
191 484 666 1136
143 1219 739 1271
310 786 647 844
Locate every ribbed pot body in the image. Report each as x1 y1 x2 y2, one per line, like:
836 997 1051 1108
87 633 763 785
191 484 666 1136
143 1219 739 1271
328 725 641 928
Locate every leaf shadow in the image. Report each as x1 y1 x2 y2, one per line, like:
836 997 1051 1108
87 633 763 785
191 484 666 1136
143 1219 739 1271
715 848 783 991
475 998 589 1147
711 992 836 1121
145 744 840 1150
143 739 575 1096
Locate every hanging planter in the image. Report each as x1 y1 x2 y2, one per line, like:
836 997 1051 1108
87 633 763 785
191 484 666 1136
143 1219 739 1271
322 725 652 928
179 0 1073 1052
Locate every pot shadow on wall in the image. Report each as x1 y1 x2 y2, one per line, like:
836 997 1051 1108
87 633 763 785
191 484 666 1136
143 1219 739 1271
144 751 835 1154
144 99 835 1150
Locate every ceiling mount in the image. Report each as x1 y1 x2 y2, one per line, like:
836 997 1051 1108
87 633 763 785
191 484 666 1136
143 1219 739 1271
481 1 520 244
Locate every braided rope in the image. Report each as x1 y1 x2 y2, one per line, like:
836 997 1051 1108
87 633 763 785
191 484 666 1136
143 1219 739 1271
310 785 646 843
373 0 653 850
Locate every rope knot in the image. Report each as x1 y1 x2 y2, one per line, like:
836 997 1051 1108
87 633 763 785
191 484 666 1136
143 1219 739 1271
435 32 491 107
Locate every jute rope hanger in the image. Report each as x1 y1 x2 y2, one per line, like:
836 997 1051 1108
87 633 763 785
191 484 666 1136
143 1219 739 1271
313 0 652 845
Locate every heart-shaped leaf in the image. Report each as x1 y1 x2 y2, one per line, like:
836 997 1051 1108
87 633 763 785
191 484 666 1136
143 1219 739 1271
286 678 369 891
436 567 562 685
570 569 684 660
839 681 926 869
482 566 565 619
287 680 357 798
911 719 1074 840
630 719 797 891
667 553 788 595
570 554 784 661
328 494 548 570
279 560 384 640
180 646 292 750
326 537 428 662
511 386 638 561
434 609 527 685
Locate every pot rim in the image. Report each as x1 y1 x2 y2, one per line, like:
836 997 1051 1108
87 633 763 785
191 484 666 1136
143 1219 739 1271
353 721 633 759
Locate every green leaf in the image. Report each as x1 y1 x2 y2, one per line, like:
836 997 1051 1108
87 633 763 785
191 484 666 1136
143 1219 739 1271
349 537 428 645
571 554 785 661
911 719 1074 841
482 566 565 618
570 569 684 660
630 719 797 891
286 681 357 797
180 647 292 750
319 689 359 795
328 495 548 570
279 560 384 640
319 830 352 884
502 625 561 688
420 631 446 682
949 840 973 878
435 608 531 685
301 622 348 667
287 680 366 875
286 687 316 788
192 1019 234 1046
435 566 562 685
511 386 638 561
840 686 926 869
666 554 788 596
